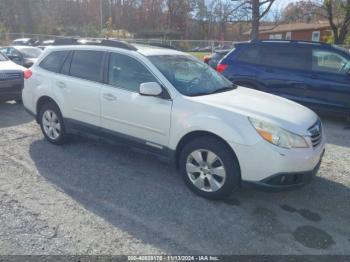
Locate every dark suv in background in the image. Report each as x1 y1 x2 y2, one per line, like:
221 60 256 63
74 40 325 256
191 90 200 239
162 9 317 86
218 40 350 117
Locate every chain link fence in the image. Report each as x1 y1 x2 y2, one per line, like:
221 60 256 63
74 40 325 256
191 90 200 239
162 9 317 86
0 32 348 52
0 33 235 52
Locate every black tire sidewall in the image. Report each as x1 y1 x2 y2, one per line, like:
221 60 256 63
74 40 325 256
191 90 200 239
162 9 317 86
179 136 241 200
39 103 67 145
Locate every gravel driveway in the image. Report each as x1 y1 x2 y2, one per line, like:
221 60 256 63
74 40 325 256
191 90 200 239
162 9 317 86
0 102 349 255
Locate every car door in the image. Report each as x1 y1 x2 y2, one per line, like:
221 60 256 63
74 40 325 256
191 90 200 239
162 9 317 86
308 48 350 112
100 52 172 150
56 50 104 127
257 44 313 104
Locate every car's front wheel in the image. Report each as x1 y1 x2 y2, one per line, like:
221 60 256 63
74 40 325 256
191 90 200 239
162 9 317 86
39 102 67 145
179 136 241 199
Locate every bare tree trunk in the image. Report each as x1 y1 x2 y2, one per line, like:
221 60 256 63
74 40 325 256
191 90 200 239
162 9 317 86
251 0 260 40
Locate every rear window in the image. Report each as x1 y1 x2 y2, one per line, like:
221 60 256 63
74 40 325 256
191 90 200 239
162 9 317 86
39 51 69 73
70 50 104 82
18 47 42 58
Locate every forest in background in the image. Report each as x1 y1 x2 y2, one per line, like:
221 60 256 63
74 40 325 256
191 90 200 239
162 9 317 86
0 0 349 44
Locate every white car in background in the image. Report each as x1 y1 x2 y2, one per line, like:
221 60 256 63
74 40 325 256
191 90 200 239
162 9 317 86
0 52 28 103
22 39 325 199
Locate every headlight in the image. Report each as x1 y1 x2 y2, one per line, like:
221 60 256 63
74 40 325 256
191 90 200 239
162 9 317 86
249 118 309 149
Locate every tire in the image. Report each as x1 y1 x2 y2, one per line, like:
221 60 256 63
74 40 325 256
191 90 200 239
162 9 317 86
38 102 67 145
179 136 241 200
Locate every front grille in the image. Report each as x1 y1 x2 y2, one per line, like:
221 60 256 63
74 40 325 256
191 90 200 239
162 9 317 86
308 120 322 148
0 72 22 81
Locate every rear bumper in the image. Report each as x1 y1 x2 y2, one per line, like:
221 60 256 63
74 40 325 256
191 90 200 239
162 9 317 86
243 149 325 192
0 78 23 102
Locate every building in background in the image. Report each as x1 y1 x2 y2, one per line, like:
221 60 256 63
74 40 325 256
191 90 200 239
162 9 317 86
243 21 332 42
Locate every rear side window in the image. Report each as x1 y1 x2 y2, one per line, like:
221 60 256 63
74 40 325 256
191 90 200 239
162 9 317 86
39 51 68 73
70 50 104 82
260 45 311 70
236 46 260 64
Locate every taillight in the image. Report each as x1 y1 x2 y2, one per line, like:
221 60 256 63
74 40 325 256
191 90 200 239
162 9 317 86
23 69 32 80
216 63 228 73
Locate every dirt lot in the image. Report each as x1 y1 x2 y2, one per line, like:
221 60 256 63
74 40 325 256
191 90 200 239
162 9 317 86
0 101 349 255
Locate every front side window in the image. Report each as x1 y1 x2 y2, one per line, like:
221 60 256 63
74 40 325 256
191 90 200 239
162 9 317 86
312 49 350 74
39 51 68 73
108 53 157 92
70 50 104 82
149 55 234 96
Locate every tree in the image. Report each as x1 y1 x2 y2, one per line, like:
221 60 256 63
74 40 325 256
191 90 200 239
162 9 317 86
281 1 325 23
322 0 350 44
232 0 276 40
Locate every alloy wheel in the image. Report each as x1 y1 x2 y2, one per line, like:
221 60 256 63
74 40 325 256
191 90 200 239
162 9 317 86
42 110 61 140
186 149 226 192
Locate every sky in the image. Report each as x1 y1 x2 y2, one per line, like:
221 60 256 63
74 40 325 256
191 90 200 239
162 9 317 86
274 0 299 9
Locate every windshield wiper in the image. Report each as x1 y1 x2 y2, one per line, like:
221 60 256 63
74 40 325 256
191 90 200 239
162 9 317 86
189 84 236 97
208 84 236 94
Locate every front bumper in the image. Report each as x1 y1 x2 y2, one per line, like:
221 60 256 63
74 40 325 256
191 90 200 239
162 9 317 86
229 137 326 191
242 149 324 191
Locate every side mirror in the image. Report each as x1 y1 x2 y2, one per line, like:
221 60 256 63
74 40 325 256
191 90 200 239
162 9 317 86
139 82 162 96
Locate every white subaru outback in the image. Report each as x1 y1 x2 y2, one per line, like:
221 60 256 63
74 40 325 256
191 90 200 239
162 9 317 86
22 39 325 199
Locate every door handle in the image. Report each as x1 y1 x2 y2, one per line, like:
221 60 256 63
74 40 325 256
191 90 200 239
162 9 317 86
103 93 117 101
57 81 66 89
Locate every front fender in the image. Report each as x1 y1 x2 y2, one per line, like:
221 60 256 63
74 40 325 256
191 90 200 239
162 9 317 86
169 109 260 150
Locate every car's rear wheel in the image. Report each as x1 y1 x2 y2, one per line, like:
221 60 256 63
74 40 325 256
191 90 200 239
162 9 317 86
39 102 67 145
179 136 240 199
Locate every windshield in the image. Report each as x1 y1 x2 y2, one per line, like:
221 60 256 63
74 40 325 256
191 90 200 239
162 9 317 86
149 55 235 96
18 47 42 58
0 52 8 61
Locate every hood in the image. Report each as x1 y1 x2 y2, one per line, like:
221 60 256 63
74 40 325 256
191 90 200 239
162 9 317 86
191 86 318 135
0 60 26 71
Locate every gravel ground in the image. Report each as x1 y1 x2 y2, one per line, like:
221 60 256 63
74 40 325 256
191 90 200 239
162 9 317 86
0 101 349 255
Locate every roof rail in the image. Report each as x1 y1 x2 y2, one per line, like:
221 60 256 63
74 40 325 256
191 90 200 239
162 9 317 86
52 38 137 51
250 39 329 46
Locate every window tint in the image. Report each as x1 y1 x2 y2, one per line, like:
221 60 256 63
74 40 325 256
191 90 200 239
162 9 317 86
236 46 260 64
108 53 157 92
40 51 68 73
312 49 350 74
70 50 104 82
61 52 72 75
260 45 311 70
